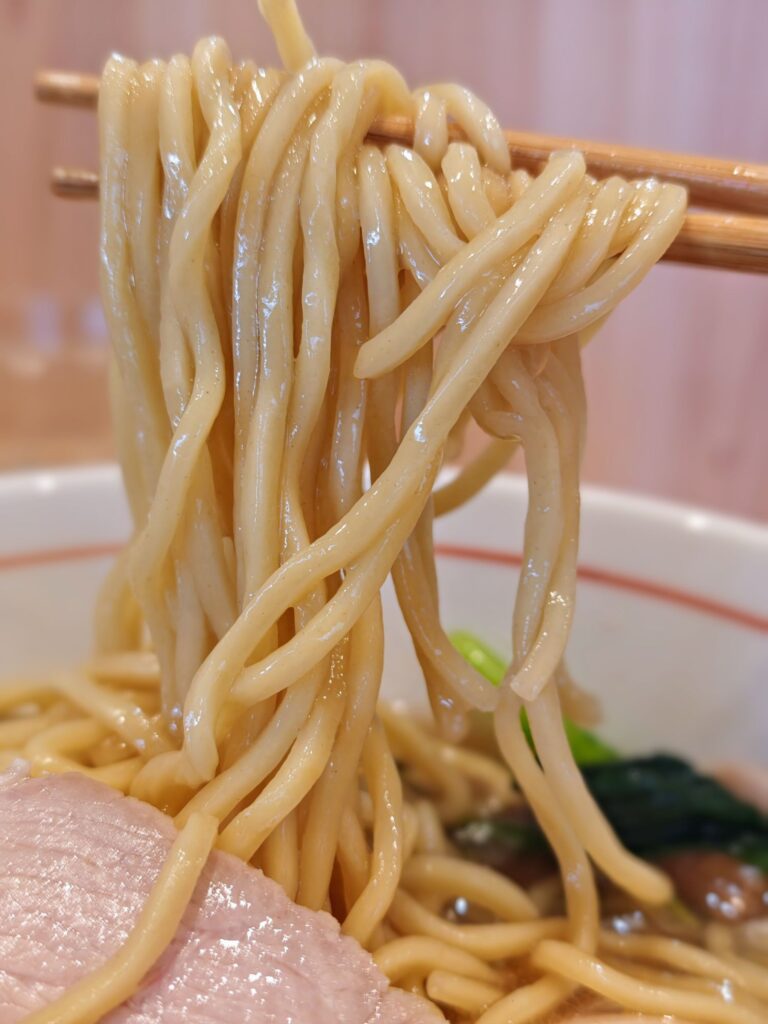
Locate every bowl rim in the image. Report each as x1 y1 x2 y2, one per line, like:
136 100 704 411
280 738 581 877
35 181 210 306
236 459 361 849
2 461 767 549
1 464 766 762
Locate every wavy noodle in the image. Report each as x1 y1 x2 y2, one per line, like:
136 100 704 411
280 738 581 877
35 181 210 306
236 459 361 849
3 4 756 1024
22 813 218 1024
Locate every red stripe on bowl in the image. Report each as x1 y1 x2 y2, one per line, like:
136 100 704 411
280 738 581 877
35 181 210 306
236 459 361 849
1 539 766 634
435 542 768 634
0 542 123 571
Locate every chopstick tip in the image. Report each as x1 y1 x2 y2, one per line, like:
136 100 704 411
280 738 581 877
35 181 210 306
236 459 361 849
34 70 99 108
51 167 99 199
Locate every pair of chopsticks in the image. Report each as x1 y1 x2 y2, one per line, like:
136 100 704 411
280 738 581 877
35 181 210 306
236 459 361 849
35 70 768 275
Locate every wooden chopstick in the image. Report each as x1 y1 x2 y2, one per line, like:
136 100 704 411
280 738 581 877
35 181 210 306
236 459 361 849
35 69 768 215
36 70 768 274
371 116 768 217
48 164 768 275
665 213 768 275
51 167 99 200
35 70 100 109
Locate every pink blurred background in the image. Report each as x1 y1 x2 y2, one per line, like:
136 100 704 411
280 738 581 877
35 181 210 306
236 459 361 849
1 0 767 518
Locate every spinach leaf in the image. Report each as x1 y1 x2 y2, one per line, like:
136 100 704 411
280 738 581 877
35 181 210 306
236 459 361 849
452 754 768 875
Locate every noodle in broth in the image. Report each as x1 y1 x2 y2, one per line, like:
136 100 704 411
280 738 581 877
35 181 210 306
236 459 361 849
3 2 767 1021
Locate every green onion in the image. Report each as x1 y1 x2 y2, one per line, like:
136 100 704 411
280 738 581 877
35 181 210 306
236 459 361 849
450 630 618 765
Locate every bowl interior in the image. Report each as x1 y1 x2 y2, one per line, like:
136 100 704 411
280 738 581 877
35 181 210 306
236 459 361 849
2 465 767 765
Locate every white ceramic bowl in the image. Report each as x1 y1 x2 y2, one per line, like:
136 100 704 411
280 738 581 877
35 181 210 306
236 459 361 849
1 465 767 764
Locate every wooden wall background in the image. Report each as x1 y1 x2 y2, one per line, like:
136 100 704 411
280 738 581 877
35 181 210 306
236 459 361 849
1 0 767 519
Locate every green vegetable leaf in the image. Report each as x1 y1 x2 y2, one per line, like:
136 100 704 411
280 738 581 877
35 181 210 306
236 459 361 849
452 754 768 879
554 715 620 766
449 632 768 885
581 755 768 864
451 631 506 685
450 630 618 765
